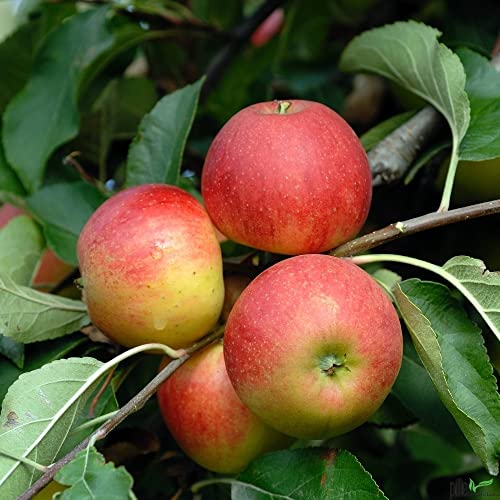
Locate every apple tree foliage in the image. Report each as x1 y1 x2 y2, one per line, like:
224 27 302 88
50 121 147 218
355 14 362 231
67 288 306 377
0 0 499 498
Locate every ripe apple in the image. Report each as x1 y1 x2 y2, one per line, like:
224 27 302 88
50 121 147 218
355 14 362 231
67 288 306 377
223 254 403 439
157 341 292 473
77 184 224 348
250 8 285 47
201 100 372 255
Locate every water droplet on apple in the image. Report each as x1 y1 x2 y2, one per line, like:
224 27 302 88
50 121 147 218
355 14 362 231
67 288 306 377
153 316 168 330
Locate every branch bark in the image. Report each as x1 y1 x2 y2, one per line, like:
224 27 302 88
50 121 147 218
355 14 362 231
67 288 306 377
19 328 224 500
369 106 444 186
201 0 285 100
331 199 500 257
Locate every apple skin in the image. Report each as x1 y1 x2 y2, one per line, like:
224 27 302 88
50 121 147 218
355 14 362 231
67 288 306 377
77 184 224 348
250 8 284 47
201 100 372 255
157 341 292 473
223 254 403 440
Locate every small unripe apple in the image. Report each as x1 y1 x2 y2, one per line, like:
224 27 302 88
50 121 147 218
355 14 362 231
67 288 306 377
224 254 403 439
157 342 292 473
77 184 224 348
202 100 372 254
250 8 284 47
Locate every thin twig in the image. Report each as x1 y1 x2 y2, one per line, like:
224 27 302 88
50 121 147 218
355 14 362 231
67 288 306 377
201 0 285 100
369 106 444 186
331 199 500 257
19 327 224 500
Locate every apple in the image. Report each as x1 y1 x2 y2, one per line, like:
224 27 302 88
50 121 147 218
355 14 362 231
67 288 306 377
451 157 500 205
77 184 224 348
250 8 285 48
32 480 66 500
157 341 292 473
223 254 403 439
0 204 74 291
201 100 372 255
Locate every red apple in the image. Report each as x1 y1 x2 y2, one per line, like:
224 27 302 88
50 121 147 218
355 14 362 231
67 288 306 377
157 341 292 473
32 249 75 292
201 100 372 255
223 254 403 439
250 8 285 48
77 184 224 348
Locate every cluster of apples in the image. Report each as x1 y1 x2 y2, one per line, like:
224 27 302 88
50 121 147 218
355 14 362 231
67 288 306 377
77 100 403 473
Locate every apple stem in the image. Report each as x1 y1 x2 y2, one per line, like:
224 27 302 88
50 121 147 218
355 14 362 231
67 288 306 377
277 101 291 114
320 354 347 376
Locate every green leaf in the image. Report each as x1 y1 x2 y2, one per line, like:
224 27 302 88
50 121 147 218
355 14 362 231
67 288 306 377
360 111 416 152
0 132 24 203
55 446 134 500
394 279 500 474
0 337 24 369
401 425 481 479
392 353 465 445
0 3 77 111
205 41 278 123
191 0 242 29
117 0 197 23
27 182 107 265
0 357 104 498
76 77 157 171
0 215 44 286
125 78 204 187
195 448 387 499
339 20 470 210
0 274 89 342
2 7 114 192
0 334 86 405
340 21 470 146
370 268 401 299
442 256 500 342
457 48 500 161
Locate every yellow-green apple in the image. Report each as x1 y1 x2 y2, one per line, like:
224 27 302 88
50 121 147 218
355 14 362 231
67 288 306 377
201 100 372 255
77 184 224 348
223 254 403 439
451 157 500 205
0 204 74 291
157 341 292 473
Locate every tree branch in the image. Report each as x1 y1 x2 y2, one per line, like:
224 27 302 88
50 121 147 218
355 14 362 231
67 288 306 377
331 199 500 257
369 106 444 186
19 327 224 500
201 0 285 100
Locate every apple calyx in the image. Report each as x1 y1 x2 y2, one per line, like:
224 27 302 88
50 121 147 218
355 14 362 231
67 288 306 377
320 353 349 376
277 100 291 114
